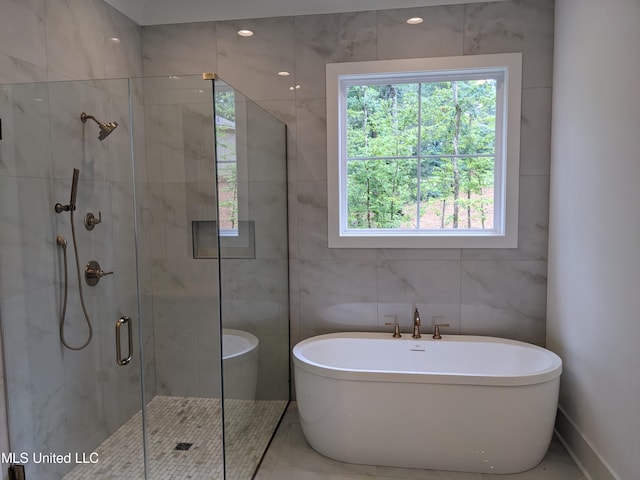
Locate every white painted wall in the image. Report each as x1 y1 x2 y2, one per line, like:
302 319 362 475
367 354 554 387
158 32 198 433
548 1 640 479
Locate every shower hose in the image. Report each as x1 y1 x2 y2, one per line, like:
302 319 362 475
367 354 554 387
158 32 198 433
58 207 93 350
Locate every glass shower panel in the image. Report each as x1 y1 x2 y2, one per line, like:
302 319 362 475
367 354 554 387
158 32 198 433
138 74 224 479
213 79 290 480
0 78 146 479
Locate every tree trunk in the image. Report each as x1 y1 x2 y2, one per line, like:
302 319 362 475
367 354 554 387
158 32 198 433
452 81 462 229
467 173 472 229
366 176 372 228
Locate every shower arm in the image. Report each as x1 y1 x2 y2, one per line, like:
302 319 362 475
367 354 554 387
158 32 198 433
80 112 100 126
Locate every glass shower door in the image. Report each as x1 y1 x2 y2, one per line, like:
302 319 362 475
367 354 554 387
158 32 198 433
213 77 290 480
137 74 225 479
0 77 147 480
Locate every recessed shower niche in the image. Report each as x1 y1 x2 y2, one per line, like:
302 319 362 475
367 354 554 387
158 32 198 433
0 73 289 479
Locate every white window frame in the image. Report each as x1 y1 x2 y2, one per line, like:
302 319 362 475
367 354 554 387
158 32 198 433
326 53 522 248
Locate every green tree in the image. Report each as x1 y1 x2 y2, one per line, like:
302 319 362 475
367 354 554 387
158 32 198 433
345 77 496 230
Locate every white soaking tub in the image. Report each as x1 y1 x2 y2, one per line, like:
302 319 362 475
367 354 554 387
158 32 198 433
293 332 562 474
222 328 259 400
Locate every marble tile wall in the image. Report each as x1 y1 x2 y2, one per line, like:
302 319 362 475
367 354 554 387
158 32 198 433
142 0 554 354
143 75 289 400
0 1 146 478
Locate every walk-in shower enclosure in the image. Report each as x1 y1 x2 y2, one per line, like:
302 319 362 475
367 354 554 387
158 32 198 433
0 74 289 479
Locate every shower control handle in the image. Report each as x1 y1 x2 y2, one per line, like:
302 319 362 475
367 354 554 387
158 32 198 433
85 260 113 286
84 211 102 230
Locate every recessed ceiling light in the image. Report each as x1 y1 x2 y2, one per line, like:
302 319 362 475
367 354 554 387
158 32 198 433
406 17 424 25
110 37 121 43
278 71 290 76
237 29 254 37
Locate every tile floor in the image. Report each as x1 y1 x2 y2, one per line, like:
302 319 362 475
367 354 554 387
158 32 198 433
63 396 287 480
255 403 587 480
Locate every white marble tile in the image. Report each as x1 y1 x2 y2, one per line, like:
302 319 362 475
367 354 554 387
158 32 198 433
0 0 46 70
142 22 217 77
221 298 288 337
271 421 378 477
246 101 287 182
519 88 552 176
45 0 106 80
249 180 289 260
377 260 462 335
377 247 460 261
460 260 547 345
154 331 200 396
483 437 586 480
0 82 52 178
144 103 185 184
298 258 378 336
102 2 143 79
152 295 210 334
294 11 378 100
142 74 211 106
146 182 167 258
182 103 215 183
216 17 296 102
111 181 137 269
377 5 464 60
161 182 191 259
220 259 289 305
151 258 218 296
295 98 327 182
463 0 555 89
0 52 47 83
0 176 55 299
377 260 461 304
185 181 217 222
105 90 136 183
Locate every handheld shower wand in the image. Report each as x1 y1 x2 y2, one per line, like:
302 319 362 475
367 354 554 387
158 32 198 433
54 168 79 213
55 168 93 351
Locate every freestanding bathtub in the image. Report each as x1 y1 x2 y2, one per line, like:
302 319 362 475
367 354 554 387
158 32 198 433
293 332 562 474
222 328 259 400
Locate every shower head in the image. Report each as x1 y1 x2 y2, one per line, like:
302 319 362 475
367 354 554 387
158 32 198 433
80 112 118 141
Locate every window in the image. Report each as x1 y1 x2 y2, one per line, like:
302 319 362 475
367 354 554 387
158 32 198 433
215 86 240 236
326 53 522 248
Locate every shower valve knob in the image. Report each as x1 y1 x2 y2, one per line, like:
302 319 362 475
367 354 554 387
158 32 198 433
85 260 113 286
85 211 102 230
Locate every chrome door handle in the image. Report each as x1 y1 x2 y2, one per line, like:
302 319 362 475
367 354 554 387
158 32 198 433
116 316 133 366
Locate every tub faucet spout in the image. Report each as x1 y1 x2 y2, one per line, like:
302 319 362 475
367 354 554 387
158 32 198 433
412 308 421 339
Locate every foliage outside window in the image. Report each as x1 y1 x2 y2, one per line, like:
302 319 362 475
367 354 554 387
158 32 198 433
215 89 239 235
327 54 522 248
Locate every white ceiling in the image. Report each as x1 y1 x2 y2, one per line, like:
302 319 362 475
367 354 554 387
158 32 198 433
104 0 503 26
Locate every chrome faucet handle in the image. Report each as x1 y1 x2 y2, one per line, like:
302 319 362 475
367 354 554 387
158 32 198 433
384 316 401 338
432 323 450 340
384 322 401 338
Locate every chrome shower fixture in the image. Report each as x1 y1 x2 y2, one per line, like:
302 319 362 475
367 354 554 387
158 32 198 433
80 112 118 140
55 168 80 213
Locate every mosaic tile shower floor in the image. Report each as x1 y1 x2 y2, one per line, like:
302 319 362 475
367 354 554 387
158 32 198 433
63 396 287 480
